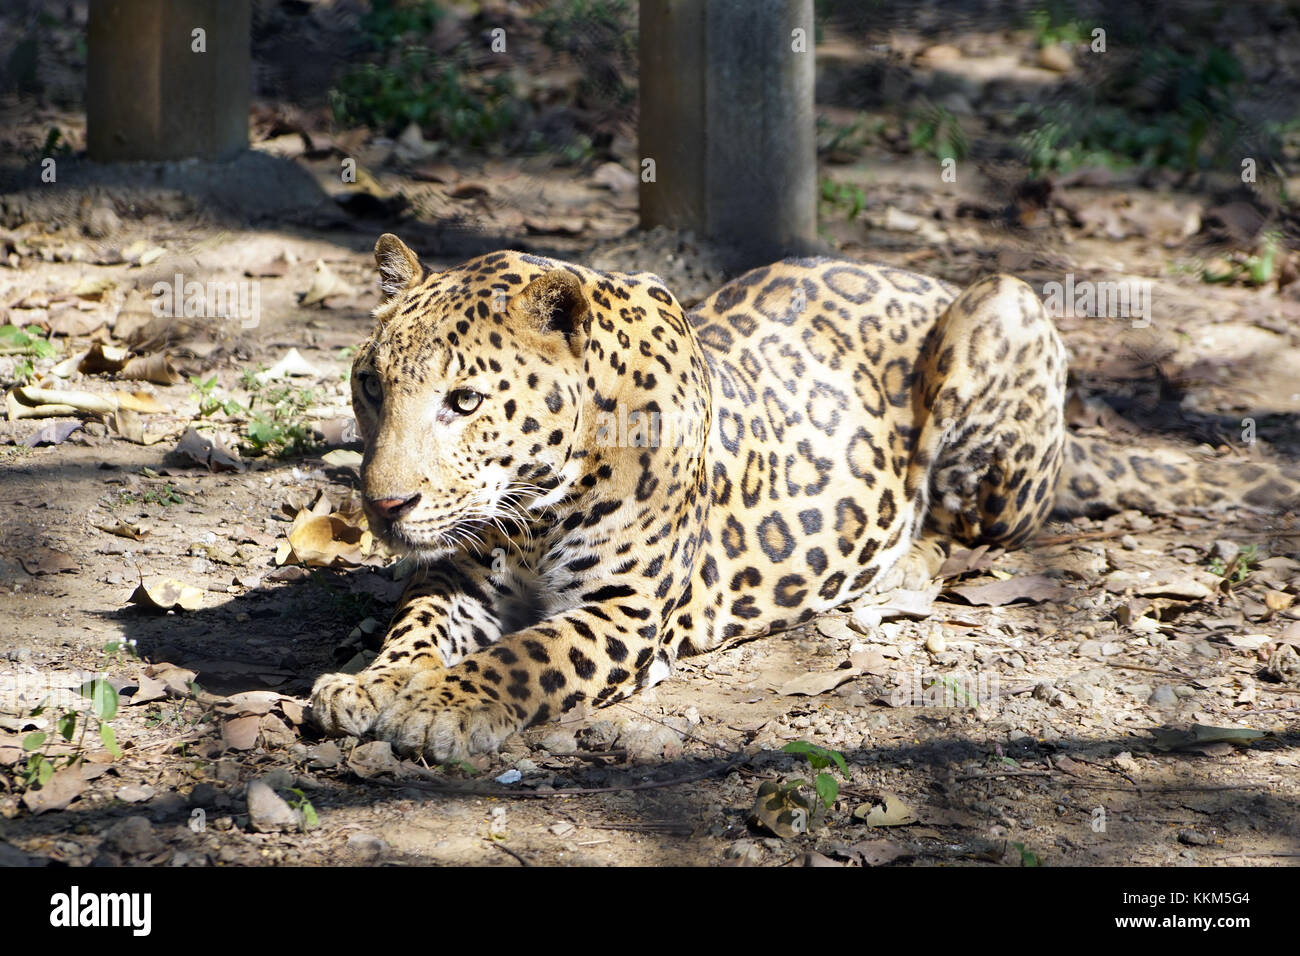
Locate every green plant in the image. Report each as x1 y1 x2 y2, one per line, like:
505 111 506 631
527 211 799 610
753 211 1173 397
0 324 57 359
20 677 122 788
243 381 320 458
537 0 637 107
1012 841 1042 866
1028 3 1086 47
190 374 245 417
782 740 848 809
819 178 866 222
1208 544 1259 583
908 103 967 162
1019 47 1248 175
141 484 183 507
285 788 319 829
331 46 519 146
13 358 35 384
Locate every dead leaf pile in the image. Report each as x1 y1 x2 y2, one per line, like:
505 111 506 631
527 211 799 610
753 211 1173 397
275 491 386 568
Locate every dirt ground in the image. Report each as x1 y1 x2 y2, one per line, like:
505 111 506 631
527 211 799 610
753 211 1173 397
1 6 1299 868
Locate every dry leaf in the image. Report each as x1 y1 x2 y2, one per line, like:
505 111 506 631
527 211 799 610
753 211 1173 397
779 667 861 696
299 260 352 307
174 427 244 472
347 740 404 779
852 792 919 827
8 384 116 417
23 420 82 446
124 674 169 706
95 519 150 540
18 547 78 575
143 663 197 697
114 391 168 414
750 780 822 838
21 764 93 814
945 574 1076 606
1151 724 1267 751
1104 570 1215 601
127 578 205 612
523 215 586 236
217 691 287 716
321 449 363 468
221 714 261 751
256 347 318 382
849 647 892 675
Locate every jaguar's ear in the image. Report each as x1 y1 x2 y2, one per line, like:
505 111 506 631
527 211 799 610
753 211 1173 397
374 233 422 301
510 269 591 353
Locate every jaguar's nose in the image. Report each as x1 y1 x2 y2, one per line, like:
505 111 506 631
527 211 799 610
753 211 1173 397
367 492 421 522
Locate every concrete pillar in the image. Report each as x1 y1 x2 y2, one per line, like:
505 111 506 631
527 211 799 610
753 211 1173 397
87 0 250 161
639 0 816 270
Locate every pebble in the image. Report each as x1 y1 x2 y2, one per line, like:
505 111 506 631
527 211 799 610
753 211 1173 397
246 780 299 833
723 840 762 864
1120 535 1139 550
539 730 578 755
104 816 163 856
1211 540 1240 562
116 783 155 804
1148 685 1178 706
346 833 388 860
306 741 341 769
1177 829 1212 846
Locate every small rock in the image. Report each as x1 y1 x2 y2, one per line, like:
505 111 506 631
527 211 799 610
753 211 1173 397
1037 43 1074 73
925 631 946 654
306 741 341 769
539 730 578 755
259 768 295 791
513 759 539 774
189 783 219 806
1177 829 1212 846
1113 751 1141 774
1148 685 1178 706
214 759 240 784
494 768 522 785
579 720 619 749
104 816 163 856
246 780 298 833
116 784 155 803
1120 535 1139 550
723 840 762 864
1211 540 1241 562
346 832 388 860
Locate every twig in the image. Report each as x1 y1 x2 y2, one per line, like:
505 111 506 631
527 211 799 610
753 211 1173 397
1028 528 1133 547
358 750 748 799
1105 662 1204 680
487 840 530 866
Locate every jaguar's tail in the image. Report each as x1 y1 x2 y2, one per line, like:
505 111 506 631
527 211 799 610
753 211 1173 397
1053 433 1299 517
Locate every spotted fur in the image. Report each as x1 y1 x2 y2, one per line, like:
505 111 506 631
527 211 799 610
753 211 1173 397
311 234 1297 761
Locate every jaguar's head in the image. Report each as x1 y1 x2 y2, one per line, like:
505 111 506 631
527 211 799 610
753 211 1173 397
352 234 592 559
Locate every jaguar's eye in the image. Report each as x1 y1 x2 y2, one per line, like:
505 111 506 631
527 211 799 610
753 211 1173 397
449 389 483 414
357 371 383 404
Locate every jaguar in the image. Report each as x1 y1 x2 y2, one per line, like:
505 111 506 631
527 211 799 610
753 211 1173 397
311 233 1296 761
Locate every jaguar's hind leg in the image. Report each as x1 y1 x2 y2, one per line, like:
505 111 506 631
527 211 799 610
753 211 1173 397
906 274 1068 548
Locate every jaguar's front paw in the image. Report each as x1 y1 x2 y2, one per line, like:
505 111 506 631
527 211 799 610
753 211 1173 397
373 671 523 763
310 668 411 737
